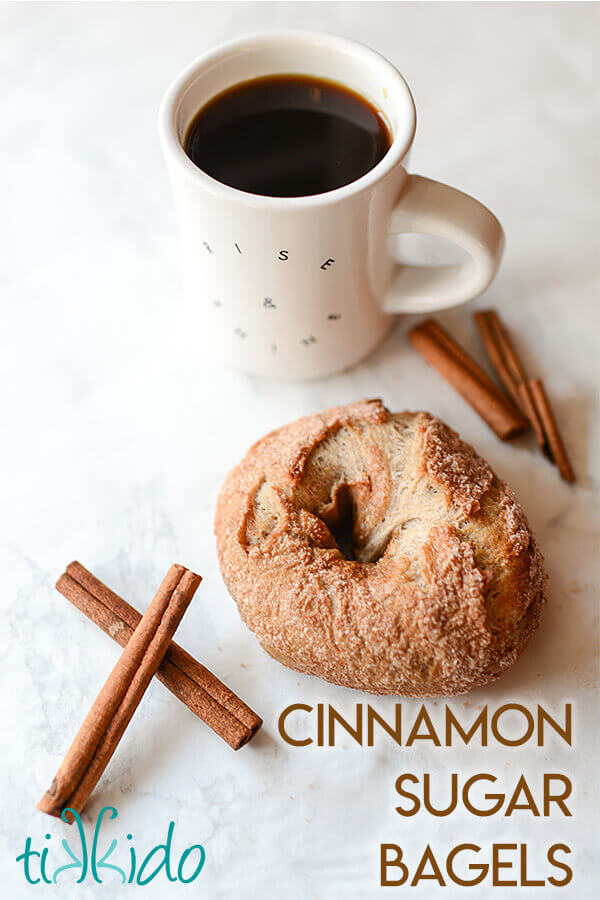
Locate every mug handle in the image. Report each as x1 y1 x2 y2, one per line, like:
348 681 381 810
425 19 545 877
383 174 505 314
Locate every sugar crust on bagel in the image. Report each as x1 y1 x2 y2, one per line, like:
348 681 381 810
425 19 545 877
215 399 546 697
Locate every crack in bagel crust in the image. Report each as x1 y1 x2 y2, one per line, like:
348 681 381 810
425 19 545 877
214 400 546 697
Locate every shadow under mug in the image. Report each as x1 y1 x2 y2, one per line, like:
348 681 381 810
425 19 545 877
159 31 504 379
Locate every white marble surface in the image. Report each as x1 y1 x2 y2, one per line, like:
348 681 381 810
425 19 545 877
1 2 599 897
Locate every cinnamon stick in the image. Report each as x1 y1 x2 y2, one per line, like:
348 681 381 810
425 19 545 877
408 319 527 439
56 562 262 750
474 310 546 447
516 381 546 448
529 379 576 483
38 564 200 819
423 318 505 396
473 311 522 406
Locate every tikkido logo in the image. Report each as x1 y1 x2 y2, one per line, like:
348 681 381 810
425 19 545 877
16 807 206 885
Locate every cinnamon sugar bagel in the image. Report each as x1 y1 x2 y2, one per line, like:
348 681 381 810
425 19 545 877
215 400 545 696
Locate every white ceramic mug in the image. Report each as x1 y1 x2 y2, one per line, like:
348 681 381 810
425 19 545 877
160 31 504 379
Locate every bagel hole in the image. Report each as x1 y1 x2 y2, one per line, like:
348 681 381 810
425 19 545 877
321 483 357 561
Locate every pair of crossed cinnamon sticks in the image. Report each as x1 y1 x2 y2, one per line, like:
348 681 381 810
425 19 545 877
409 311 575 482
38 563 262 820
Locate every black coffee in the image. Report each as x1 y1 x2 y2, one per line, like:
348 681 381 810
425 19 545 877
184 75 392 197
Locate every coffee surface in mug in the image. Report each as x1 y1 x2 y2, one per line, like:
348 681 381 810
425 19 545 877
184 75 392 197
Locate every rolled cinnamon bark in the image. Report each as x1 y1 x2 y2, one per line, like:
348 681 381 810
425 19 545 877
56 562 262 750
473 311 522 406
38 565 201 819
474 310 546 447
424 318 503 395
516 381 547 448
409 319 527 439
529 379 575 483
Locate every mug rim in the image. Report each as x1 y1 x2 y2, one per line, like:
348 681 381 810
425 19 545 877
158 29 417 209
